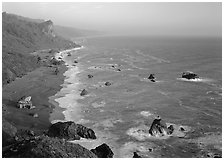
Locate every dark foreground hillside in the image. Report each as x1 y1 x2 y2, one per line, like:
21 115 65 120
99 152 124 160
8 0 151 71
2 12 80 85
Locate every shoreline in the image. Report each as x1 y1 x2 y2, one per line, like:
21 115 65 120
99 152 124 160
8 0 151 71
49 46 84 124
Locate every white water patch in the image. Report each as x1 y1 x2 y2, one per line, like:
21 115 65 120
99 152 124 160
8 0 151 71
54 46 84 61
140 111 153 117
91 100 106 108
49 47 84 123
177 77 213 83
118 141 156 158
54 66 83 122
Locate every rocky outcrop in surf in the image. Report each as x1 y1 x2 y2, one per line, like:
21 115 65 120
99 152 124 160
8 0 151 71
3 135 97 158
80 89 88 96
47 121 96 140
182 71 199 80
149 116 173 137
148 74 156 82
90 143 114 158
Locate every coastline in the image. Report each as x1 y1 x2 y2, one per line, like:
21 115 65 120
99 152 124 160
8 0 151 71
49 46 84 124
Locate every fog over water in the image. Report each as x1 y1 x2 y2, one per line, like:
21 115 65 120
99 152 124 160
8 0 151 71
3 2 222 37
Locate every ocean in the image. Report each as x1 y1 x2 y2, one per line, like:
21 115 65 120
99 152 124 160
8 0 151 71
50 36 222 158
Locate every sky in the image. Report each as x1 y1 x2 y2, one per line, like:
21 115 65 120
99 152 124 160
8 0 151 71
2 2 222 37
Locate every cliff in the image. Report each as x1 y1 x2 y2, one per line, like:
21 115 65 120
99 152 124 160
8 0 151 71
2 12 80 85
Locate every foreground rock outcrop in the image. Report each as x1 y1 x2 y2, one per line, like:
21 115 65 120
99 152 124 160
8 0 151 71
149 116 173 137
3 136 97 158
2 118 18 147
47 121 96 140
90 143 114 158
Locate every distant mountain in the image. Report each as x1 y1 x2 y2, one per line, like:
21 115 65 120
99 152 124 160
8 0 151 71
2 12 79 85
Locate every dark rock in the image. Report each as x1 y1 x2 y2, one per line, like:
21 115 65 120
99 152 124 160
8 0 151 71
74 60 78 63
47 121 96 140
149 116 173 137
105 82 112 86
133 152 141 158
148 74 155 80
168 125 174 134
17 96 34 109
179 127 185 132
148 148 153 152
117 69 121 72
3 135 97 158
151 79 156 82
55 67 59 75
182 71 199 80
80 89 88 96
90 143 114 158
88 74 93 78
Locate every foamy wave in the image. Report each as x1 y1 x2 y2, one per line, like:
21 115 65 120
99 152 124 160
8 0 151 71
140 111 153 117
50 47 84 123
177 77 212 82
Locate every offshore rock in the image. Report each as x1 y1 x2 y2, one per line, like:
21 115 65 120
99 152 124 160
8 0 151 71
80 89 88 96
3 135 97 158
47 121 96 140
133 152 142 158
182 71 199 80
90 143 114 158
105 82 112 86
149 116 173 137
88 74 93 78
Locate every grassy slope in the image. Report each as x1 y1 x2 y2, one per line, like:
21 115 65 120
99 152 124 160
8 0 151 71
2 12 79 85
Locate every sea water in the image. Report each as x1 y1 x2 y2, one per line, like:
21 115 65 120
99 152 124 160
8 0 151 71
50 36 222 158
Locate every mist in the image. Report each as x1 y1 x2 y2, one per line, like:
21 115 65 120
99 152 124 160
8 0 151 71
3 2 222 37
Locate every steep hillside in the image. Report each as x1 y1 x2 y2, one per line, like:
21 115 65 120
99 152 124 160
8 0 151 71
2 12 80 85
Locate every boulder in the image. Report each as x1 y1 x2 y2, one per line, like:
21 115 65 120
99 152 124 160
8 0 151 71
80 89 88 96
3 135 97 158
149 116 173 137
133 152 141 158
105 82 112 86
182 71 199 80
90 143 114 158
67 52 71 56
17 96 33 109
148 74 155 80
47 121 96 140
88 74 93 78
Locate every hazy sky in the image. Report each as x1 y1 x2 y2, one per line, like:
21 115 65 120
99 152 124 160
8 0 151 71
3 2 222 37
